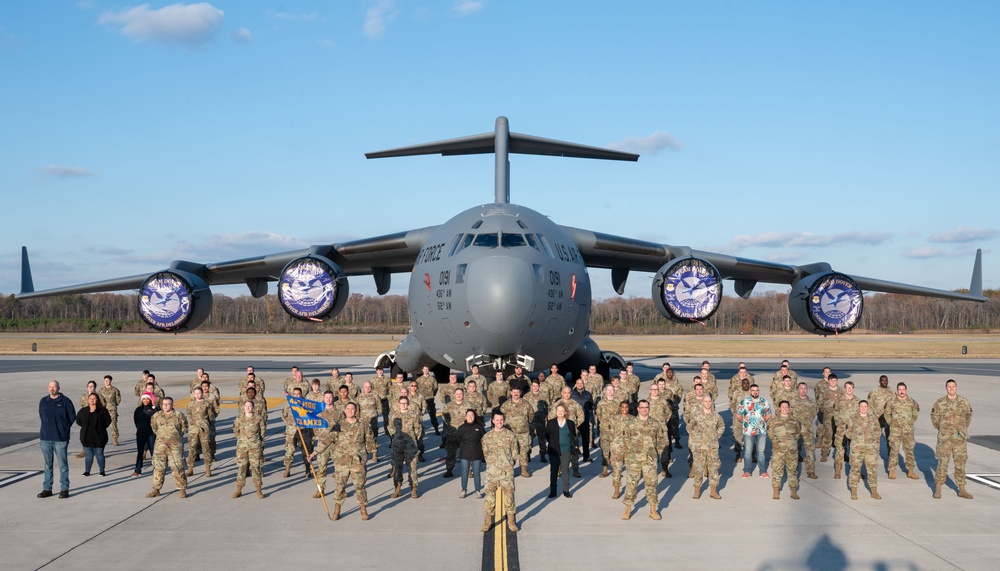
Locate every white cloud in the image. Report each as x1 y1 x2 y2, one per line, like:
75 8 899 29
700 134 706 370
231 27 252 43
730 231 891 249
37 165 98 177
99 3 224 48
364 0 397 39
902 246 949 259
454 1 484 16
607 131 682 155
928 226 998 244
764 252 804 263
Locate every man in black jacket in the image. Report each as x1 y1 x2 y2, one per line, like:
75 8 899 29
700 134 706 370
38 381 76 499
545 404 577 498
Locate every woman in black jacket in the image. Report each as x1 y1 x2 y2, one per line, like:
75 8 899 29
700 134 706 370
132 392 159 477
76 393 112 476
456 409 486 498
545 403 577 498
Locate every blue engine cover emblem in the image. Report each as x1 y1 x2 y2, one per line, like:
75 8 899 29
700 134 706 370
661 258 722 321
278 257 338 319
139 273 193 331
807 273 863 332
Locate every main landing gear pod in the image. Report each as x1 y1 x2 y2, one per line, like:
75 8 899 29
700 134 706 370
137 271 213 332
652 257 723 323
277 256 350 321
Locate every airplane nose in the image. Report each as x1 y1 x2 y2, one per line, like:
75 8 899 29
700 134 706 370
466 256 533 335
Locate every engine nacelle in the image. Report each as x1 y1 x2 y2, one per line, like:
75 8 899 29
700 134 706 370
789 272 864 334
277 256 349 321
652 257 723 323
137 270 213 332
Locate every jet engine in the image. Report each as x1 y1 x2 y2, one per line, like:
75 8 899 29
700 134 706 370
277 256 349 321
651 257 723 323
788 272 864 334
137 270 213 332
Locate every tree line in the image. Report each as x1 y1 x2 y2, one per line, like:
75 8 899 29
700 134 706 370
1 290 997 334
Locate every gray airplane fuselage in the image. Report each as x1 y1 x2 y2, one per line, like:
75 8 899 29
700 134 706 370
396 202 591 373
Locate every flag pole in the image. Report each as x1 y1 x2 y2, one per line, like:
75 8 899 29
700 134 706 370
297 425 333 520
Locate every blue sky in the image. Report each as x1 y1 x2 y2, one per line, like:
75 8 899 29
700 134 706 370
1 1 997 302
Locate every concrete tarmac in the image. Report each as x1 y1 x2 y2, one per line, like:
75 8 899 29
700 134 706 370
1 357 998 571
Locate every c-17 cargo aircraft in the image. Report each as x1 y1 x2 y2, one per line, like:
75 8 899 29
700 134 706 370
17 117 986 379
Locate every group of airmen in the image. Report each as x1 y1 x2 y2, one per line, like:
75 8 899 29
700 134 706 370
77 358 975 529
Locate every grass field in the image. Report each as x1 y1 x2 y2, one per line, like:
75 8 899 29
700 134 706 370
0 332 997 358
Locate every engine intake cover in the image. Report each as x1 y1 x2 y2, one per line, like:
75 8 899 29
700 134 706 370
789 272 864 334
652 257 723 323
278 256 349 321
138 270 213 332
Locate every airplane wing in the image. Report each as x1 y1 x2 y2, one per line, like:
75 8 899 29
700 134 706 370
17 226 439 299
561 226 986 302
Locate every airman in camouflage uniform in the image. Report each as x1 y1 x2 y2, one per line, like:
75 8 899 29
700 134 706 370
325 368 343 395
239 370 264 398
768 401 802 499
622 363 642 406
543 365 566 405
186 387 214 477
525 380 550 462
815 371 841 462
846 400 882 500
689 395 724 500
310 402 375 520
683 382 707 424
480 412 520 533
438 372 462 406
501 388 534 477
464 365 487 398
147 397 188 498
549 386 585 477
621 400 667 521
133 370 154 404
653 364 684 448
370 368 391 438
281 388 313 478
389 396 422 498
931 379 974 499
595 385 619 477
341 373 361 402
232 400 266 499
790 382 818 479
583 368 604 407
697 361 718 402
405 382 428 461
464 381 488 421
357 382 381 460
442 387 470 477
606 401 633 498
312 391 341 494
414 365 440 436
883 382 920 480
771 375 796 410
239 385 267 422
305 378 325 402
868 375 895 450
729 376 751 458
487 372 511 411
770 360 798 396
99 375 122 446
832 380 859 478
646 384 673 477
281 366 305 395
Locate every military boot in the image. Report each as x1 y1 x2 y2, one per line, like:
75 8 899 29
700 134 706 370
693 484 702 499
933 482 942 499
599 465 608 478
611 480 621 499
481 511 493 532
372 451 378 462
313 487 324 499
255 483 264 499
820 449 828 462
204 464 212 478
113 436 119 446
888 468 896 479
185 466 194 477
76 450 86 459
773 487 780 500
807 471 817 479
359 505 370 521
282 464 291 478
958 485 974 499
790 486 800 500
391 483 401 498
871 487 881 500
178 489 187 499
907 470 919 480
507 513 519 532
833 462 842 479
649 506 661 520
521 464 531 478
411 484 419 499
709 485 721 500
331 503 341 521
231 484 243 498
621 504 632 520
145 488 160 498
850 487 858 500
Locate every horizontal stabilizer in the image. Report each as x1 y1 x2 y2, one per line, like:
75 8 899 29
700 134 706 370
366 131 638 162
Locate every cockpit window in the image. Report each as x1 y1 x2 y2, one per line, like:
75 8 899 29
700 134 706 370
525 233 543 253
501 233 527 248
450 233 475 256
472 233 499 248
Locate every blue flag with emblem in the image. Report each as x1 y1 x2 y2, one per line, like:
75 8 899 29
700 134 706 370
285 395 328 429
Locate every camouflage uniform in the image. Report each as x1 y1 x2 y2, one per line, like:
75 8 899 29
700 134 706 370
233 412 266 488
324 375 343 395
729 384 751 442
442 399 469 472
313 407 344 490
313 418 375 509
605 413 633 492
771 385 796 410
281 402 313 474
931 394 973 490
283 376 310 396
464 391 488 421
501 398 534 474
200 383 221 457
884 395 920 476
487 379 511 410
357 392 381 455
683 390 705 424
341 382 361 402
134 380 164 404
389 407 422 490
371 374 391 437
543 374 566 406
646 395 673 471
79 391 107 409
846 412 882 493
770 369 798 396
150 409 188 493
698 373 718 402
868 385 895 446
414 372 440 434
655 373 683 445
238 394 268 422
815 383 841 458
464 374 488 398
186 398 214 469
482 426 518 524
622 373 642 404
239 376 264 397
438 382 461 406
688 406 725 494
524 389 550 461
305 389 325 402
623 416 667 510
768 414 802 493
832 392 859 466
98 385 122 443
594 398 619 467
584 375 605 406
790 394 818 476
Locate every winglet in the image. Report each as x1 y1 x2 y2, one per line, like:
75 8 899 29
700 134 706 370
970 248 983 298
20 247 35 294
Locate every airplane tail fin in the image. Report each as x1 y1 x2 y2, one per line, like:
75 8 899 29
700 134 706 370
366 116 638 204
20 246 35 294
970 248 983 298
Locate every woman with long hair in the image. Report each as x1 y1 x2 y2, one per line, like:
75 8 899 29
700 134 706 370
76 392 112 476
